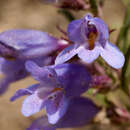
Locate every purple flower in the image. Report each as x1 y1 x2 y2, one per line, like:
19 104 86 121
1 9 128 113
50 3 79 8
55 14 125 69
27 97 99 130
0 29 63 94
10 61 91 124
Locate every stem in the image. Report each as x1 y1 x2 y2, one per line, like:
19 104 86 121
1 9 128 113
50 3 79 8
121 46 130 96
116 5 130 52
58 9 75 22
89 0 98 16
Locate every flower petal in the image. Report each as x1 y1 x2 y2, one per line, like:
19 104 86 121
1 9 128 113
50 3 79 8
100 42 125 69
19 43 58 59
92 17 109 40
0 29 59 58
0 77 11 95
1 59 25 75
28 97 99 129
45 92 63 114
67 19 84 43
46 95 68 124
27 116 56 130
0 67 27 95
25 61 58 85
54 63 91 97
0 60 28 95
21 93 44 117
21 85 57 117
25 60 44 79
57 97 99 128
84 15 109 47
78 45 100 63
0 42 17 60
10 84 40 101
0 58 5 74
55 44 79 65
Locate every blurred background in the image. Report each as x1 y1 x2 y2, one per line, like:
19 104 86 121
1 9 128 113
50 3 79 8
0 0 129 130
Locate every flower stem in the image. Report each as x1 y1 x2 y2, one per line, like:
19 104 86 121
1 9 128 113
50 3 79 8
121 46 130 96
58 9 75 22
89 0 98 16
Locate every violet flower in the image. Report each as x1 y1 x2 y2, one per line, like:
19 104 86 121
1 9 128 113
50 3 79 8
27 97 99 130
10 61 91 124
0 29 64 94
55 14 125 69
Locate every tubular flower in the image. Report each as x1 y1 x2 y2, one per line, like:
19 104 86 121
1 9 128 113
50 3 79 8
10 61 91 124
0 29 64 94
55 14 125 69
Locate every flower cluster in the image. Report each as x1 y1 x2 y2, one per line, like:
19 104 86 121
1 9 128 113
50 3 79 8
0 13 125 130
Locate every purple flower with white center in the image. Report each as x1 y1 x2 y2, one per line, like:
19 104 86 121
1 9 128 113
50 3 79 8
0 29 65 94
27 97 99 130
10 61 91 124
55 14 125 69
